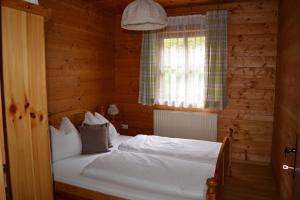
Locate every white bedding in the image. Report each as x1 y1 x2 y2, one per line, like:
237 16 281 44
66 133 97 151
82 150 215 200
53 135 211 200
119 134 222 165
53 135 216 200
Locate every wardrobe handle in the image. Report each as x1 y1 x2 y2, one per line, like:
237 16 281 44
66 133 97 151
283 165 295 170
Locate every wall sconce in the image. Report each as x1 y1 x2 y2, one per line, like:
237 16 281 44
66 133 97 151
108 104 119 123
24 0 39 5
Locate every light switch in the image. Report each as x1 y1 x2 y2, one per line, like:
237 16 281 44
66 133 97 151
121 124 129 129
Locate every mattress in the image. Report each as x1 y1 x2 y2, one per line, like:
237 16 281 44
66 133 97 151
53 135 211 200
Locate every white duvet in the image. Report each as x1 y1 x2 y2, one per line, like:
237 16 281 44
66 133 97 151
118 134 222 165
82 150 215 200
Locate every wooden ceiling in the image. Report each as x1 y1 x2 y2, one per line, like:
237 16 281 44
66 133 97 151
95 0 237 13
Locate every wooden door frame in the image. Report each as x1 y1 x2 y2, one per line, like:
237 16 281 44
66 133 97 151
293 109 300 200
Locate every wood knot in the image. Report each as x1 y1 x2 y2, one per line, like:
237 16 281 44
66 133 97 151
39 114 44 122
19 115 22 120
9 104 17 114
24 102 30 109
30 112 36 119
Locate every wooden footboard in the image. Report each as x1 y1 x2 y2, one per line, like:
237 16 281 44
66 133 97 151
55 181 125 200
206 128 233 200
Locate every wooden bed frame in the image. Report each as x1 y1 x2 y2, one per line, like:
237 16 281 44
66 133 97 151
49 109 232 200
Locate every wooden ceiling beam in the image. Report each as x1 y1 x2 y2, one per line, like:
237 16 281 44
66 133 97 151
94 0 239 14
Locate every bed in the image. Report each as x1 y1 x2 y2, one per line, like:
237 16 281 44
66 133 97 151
49 109 232 200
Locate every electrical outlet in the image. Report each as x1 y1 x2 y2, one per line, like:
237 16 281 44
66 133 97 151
121 123 129 129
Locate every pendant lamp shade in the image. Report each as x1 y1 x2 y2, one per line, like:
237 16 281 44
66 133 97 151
121 0 168 31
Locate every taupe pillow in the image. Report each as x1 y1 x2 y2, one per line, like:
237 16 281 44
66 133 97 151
78 123 110 154
82 123 113 148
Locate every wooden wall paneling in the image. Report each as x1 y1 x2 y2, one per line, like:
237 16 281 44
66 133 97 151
40 0 115 114
114 0 278 164
2 6 53 200
272 0 300 199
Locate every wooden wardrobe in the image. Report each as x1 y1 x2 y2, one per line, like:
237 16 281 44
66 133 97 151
1 0 53 199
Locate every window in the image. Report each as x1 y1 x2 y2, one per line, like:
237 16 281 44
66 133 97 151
155 35 206 108
139 12 228 110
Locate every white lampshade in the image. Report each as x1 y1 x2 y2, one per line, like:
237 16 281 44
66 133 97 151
108 104 119 116
24 0 39 5
121 0 168 31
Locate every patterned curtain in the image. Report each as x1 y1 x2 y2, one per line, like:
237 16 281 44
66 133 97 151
138 31 157 105
204 10 228 109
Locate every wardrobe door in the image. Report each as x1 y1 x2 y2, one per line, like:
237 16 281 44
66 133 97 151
0 87 5 200
2 6 53 200
0 146 5 200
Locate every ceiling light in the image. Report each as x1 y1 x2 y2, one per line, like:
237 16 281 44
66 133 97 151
121 0 168 31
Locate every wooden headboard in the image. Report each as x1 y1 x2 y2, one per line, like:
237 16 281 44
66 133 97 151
49 110 87 128
48 106 105 127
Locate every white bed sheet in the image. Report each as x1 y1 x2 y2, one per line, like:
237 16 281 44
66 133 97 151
53 135 210 200
119 134 222 165
82 150 215 200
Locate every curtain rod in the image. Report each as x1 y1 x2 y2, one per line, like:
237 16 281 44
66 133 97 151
166 2 234 16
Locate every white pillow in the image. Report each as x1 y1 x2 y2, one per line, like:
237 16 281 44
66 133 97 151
93 112 108 124
59 117 78 133
94 112 119 138
83 112 99 125
50 117 82 162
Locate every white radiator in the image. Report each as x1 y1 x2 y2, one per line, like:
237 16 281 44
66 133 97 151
154 110 218 141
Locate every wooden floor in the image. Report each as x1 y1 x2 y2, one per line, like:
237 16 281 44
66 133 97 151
221 162 278 200
57 162 278 200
